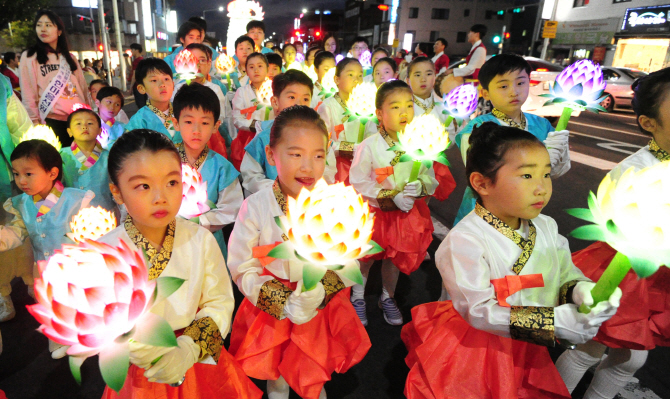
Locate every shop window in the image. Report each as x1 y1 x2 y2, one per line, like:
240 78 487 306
457 31 467 43
431 8 449 20
573 0 589 7
430 31 440 42
408 8 419 18
464 9 470 17
602 69 621 81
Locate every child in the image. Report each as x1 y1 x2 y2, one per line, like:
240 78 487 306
282 44 297 69
95 86 125 147
0 139 94 357
555 68 670 399
230 52 274 170
363 47 390 82
231 35 255 91
60 108 115 211
241 70 336 195
349 80 437 326
98 129 260 399
125 58 181 143
311 51 336 109
317 58 369 184
163 20 218 74
373 57 397 87
228 105 371 399
88 79 107 112
350 37 369 63
401 123 621 399
305 46 320 69
266 53 283 79
246 20 273 54
172 83 243 258
453 54 571 225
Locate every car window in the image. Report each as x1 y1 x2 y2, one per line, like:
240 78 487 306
602 69 621 81
528 60 563 72
621 69 647 80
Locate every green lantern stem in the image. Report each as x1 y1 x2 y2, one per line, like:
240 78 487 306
444 115 454 129
264 106 271 121
408 160 422 183
357 121 365 143
226 73 231 91
578 251 631 314
555 106 574 132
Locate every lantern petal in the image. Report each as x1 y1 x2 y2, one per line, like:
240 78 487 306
98 341 130 393
302 263 327 291
130 311 179 348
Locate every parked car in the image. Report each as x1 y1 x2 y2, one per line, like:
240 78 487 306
600 67 648 111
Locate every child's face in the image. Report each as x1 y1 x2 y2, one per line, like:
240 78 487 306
173 107 220 153
110 150 182 232
376 90 414 134
639 93 670 148
408 62 436 98
334 62 363 95
139 71 174 104
246 57 268 85
475 145 552 228
283 46 296 65
268 64 282 79
96 95 122 121
247 27 265 47
482 69 530 116
12 157 59 197
265 125 327 199
271 83 312 113
316 58 336 81
374 62 395 87
371 51 386 66
67 112 101 143
236 41 254 65
181 29 201 47
89 83 105 102
191 48 211 77
351 42 368 60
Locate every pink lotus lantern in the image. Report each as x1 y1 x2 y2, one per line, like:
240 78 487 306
67 206 117 243
295 52 305 64
441 84 478 127
360 50 372 68
174 49 200 84
335 54 344 64
27 240 185 392
178 164 213 221
215 53 237 91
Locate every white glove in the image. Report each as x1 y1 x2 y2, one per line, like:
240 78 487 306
543 130 571 177
283 282 326 325
392 192 415 212
554 304 600 345
129 340 176 370
144 335 200 384
572 282 622 322
403 181 423 198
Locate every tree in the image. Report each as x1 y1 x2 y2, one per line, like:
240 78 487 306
1 20 36 50
0 0 53 28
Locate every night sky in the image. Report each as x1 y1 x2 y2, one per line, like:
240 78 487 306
174 0 345 45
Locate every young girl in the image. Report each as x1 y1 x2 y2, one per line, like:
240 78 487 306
282 44 297 69
555 68 670 399
373 57 397 88
349 80 437 326
0 139 94 357
363 48 391 83
228 105 371 399
20 10 89 147
99 129 261 399
311 51 336 110
401 123 621 399
230 52 274 170
317 58 372 184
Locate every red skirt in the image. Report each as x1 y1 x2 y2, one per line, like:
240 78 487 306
230 129 255 171
229 288 371 399
572 242 670 349
101 346 262 399
401 301 571 399
363 199 434 275
432 162 456 201
208 132 228 159
335 156 352 185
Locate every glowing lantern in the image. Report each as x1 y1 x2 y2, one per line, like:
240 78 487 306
174 49 200 84
98 125 111 149
295 52 305 64
360 50 371 68
226 0 264 57
71 103 92 112
318 68 337 99
345 82 378 143
541 59 608 131
20 125 62 151
268 179 382 290
258 77 273 104
305 64 318 83
178 164 212 221
567 161 670 312
335 54 344 64
215 52 237 91
67 206 117 243
390 114 450 182
441 84 478 127
286 61 303 71
26 240 184 392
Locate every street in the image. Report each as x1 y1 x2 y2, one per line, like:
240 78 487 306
0 105 668 399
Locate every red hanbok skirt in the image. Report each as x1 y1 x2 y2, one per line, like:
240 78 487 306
335 156 352 185
230 129 255 171
432 162 456 201
208 132 228 159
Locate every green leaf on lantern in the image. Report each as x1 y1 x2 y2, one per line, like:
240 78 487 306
206 200 217 209
606 219 619 235
337 264 364 285
303 263 327 291
399 154 414 163
188 216 200 224
567 83 584 98
347 115 357 123
574 99 588 107
539 93 554 98
565 207 595 223
569 224 606 242
156 276 186 301
435 153 450 166
543 99 557 107
294 250 310 263
552 97 568 103
372 117 379 124
628 257 659 279
267 241 294 260
329 264 345 270
422 159 433 168
131 311 178 347
388 144 403 152
99 342 130 393
69 356 85 385
274 216 285 232
366 239 384 255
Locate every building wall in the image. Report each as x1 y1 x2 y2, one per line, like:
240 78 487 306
554 0 665 23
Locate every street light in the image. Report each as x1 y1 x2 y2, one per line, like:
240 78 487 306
302 8 308 13
202 6 224 19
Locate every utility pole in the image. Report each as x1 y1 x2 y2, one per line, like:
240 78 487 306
97 0 112 85
88 0 99 59
111 0 127 90
540 0 559 60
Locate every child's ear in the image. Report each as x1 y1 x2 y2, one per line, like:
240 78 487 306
95 99 101 108
171 117 180 131
48 167 59 181
265 144 277 167
638 115 657 135
481 88 490 102
470 172 491 197
66 127 74 138
214 120 221 131
375 108 383 126
109 183 124 205
137 84 146 95
270 96 279 110
334 74 340 87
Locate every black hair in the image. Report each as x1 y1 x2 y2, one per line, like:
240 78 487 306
314 51 335 69
173 82 221 121
2 52 16 69
282 43 296 55
67 108 101 128
188 17 207 33
350 36 369 49
272 70 314 97
96 86 125 107
11 139 63 181
27 10 79 72
435 38 448 48
246 20 266 34
185 43 212 60
478 53 531 90
335 57 362 77
135 58 173 86
130 43 142 53
269 105 328 148
246 52 268 68
266 53 283 69
375 79 412 109
89 79 108 90
235 35 255 52
373 57 398 74
407 56 435 75
466 122 544 191
323 33 337 50
371 47 390 59
177 21 202 41
631 67 670 136
470 24 488 39
306 46 321 59
107 130 180 186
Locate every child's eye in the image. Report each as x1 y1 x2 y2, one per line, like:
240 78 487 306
544 173 551 178
290 153 301 158
522 174 532 179
315 155 325 159
500 85 508 89
168 180 179 186
135 183 149 190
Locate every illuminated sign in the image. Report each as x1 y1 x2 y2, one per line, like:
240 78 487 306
157 31 168 40
72 0 97 7
167 10 178 33
627 12 666 27
621 4 670 33
142 0 153 38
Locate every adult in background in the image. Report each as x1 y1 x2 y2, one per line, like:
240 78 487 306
1 53 21 99
440 24 488 95
20 9 88 147
129 43 145 108
324 33 338 57
432 38 450 75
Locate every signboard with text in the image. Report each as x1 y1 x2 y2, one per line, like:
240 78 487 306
542 21 558 38
621 4 670 34
553 18 619 45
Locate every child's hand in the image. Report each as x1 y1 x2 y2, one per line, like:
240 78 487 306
554 304 600 344
144 336 199 384
393 192 416 212
129 340 175 369
403 181 422 198
573 282 622 324
284 282 326 324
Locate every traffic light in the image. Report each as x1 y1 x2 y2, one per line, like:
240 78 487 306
294 30 301 37
504 32 510 39
378 4 389 10
98 43 103 51
315 31 321 37
492 35 501 44
497 10 504 15
512 7 525 13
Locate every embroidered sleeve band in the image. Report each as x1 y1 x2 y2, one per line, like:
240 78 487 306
510 306 555 347
321 270 346 305
183 316 224 363
256 278 293 319
377 189 400 212
559 280 580 306
339 141 355 159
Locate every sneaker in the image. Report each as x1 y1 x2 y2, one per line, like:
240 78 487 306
379 297 403 326
0 295 15 322
351 299 368 327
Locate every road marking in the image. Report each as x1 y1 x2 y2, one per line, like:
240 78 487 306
568 121 647 138
432 217 450 241
596 142 638 155
570 131 644 148
569 150 618 170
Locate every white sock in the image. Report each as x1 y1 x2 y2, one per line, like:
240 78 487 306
381 286 390 301
318 387 327 399
584 349 648 399
267 376 290 399
555 341 605 393
350 276 367 301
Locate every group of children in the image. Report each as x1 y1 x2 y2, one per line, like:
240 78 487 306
0 16 668 399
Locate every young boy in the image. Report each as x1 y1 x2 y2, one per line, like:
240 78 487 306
125 58 181 143
232 35 255 89
350 37 371 76
266 53 283 79
312 51 336 109
88 79 107 112
60 108 115 211
172 83 243 258
95 86 125 148
164 21 203 74
246 21 274 54
240 70 336 195
453 53 571 224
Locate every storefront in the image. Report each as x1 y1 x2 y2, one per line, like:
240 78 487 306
613 4 670 72
551 18 619 65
